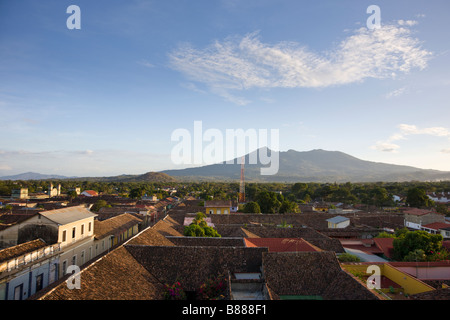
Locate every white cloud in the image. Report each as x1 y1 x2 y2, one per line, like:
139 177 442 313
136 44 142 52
398 20 418 26
0 164 12 171
169 23 432 104
397 124 450 137
372 124 450 153
385 87 407 99
371 142 401 153
137 59 155 68
441 149 450 154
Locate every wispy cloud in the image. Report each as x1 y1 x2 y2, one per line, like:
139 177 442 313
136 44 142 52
137 59 155 68
398 20 418 26
385 87 407 99
372 124 450 153
169 21 432 105
0 164 12 171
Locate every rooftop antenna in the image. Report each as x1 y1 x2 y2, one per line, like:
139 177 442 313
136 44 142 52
239 155 245 203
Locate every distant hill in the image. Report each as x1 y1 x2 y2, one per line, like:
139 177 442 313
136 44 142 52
4 149 450 183
161 148 450 183
0 172 72 181
118 172 177 183
67 171 177 183
0 171 176 183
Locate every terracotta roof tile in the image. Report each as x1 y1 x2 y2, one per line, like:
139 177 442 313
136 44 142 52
244 238 322 252
38 246 165 300
0 239 47 263
126 227 175 246
94 213 141 239
422 222 450 230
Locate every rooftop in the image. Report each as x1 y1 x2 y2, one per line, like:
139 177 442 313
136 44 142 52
326 216 350 224
244 238 322 252
204 200 232 208
94 213 142 239
422 222 450 231
40 206 97 225
0 239 47 263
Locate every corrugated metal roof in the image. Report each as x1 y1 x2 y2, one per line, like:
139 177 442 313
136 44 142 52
40 206 97 225
326 216 350 224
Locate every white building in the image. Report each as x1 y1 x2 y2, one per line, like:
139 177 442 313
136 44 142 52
19 206 97 279
326 216 350 229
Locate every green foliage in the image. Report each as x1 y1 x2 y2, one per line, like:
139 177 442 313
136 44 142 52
90 200 111 212
184 213 221 238
375 232 396 238
256 191 282 213
403 249 426 262
394 227 409 237
406 187 434 208
197 275 227 300
243 201 261 213
279 200 300 213
163 281 187 300
67 190 78 199
338 253 361 262
184 224 206 237
277 220 293 228
393 230 444 261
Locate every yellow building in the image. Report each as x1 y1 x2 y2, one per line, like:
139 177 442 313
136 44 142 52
341 263 435 297
204 200 232 215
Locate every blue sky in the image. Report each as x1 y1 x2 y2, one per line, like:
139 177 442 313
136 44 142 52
1 0 450 177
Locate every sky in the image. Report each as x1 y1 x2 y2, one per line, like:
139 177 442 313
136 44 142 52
1 0 450 177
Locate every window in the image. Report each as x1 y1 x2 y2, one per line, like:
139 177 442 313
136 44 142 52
88 222 92 232
72 255 77 266
81 224 84 235
62 230 66 242
72 227 76 239
35 274 43 292
62 260 67 275
217 209 221 214
14 284 23 300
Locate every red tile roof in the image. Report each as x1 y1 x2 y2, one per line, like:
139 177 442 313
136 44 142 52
244 238 322 252
422 222 450 231
81 190 98 196
403 208 435 216
373 238 395 259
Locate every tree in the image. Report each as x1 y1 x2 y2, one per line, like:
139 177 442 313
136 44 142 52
243 201 261 213
67 190 78 201
403 249 426 262
256 191 282 214
279 200 300 213
129 187 145 199
91 200 110 212
184 224 206 237
184 212 221 237
375 231 396 238
406 187 434 208
393 230 443 261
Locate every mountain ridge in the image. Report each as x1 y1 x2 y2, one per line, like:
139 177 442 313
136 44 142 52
1 149 449 183
160 148 450 183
